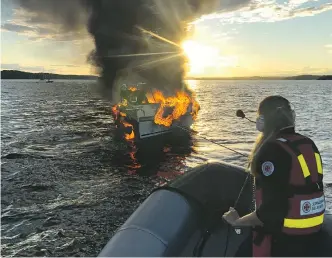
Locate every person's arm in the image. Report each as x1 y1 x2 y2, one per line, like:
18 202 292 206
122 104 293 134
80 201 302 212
254 142 291 231
223 207 263 227
234 210 263 227
222 142 291 229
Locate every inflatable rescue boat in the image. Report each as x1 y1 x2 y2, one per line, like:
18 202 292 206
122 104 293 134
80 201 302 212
98 161 332 257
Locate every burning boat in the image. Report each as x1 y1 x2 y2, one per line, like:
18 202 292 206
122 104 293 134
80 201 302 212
111 82 200 141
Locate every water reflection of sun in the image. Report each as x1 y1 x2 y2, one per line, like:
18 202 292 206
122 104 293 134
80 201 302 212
186 79 198 91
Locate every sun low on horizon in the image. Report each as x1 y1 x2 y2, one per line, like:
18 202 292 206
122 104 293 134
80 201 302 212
181 39 238 77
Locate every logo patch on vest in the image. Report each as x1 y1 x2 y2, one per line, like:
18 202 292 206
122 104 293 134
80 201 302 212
300 196 325 216
235 228 242 235
261 161 274 176
302 202 311 213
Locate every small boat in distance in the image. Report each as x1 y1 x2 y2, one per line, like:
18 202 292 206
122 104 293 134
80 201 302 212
39 69 53 83
46 73 53 83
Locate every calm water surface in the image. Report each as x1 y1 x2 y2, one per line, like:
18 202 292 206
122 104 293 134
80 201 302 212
1 79 332 256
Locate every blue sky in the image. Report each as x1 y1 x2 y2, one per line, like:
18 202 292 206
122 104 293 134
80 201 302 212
1 0 332 76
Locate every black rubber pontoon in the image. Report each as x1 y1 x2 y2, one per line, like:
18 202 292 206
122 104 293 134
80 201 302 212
98 161 332 257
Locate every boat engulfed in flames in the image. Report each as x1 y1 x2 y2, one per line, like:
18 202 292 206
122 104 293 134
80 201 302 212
111 83 200 141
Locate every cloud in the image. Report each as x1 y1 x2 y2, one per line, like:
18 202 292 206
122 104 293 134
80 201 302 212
12 0 88 31
5 0 254 42
291 3 332 18
325 44 332 54
1 3 89 42
1 20 59 40
194 0 332 24
50 64 80 68
1 23 33 33
1 20 89 42
214 0 252 11
4 0 331 42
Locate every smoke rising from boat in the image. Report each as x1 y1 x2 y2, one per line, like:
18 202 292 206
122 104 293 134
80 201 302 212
84 0 224 102
12 0 251 101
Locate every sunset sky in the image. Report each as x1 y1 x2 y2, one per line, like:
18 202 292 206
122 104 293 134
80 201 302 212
1 0 332 77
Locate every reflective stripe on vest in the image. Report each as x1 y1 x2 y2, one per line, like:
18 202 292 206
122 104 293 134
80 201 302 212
315 153 323 174
297 154 311 178
297 152 323 178
276 137 325 234
253 136 324 257
284 213 324 229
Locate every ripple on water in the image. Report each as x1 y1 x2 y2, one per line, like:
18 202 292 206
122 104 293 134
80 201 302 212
1 79 331 256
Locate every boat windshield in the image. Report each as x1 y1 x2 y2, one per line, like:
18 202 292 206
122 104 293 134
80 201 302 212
120 85 148 105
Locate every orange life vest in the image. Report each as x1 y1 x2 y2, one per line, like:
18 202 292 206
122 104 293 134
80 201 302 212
253 134 325 257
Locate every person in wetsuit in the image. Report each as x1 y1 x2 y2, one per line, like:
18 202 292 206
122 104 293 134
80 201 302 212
222 95 325 257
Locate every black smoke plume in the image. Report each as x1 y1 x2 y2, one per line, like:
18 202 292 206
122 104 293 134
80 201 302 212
12 0 251 100
85 0 222 101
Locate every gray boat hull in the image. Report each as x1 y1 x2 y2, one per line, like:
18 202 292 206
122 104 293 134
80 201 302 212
98 161 332 257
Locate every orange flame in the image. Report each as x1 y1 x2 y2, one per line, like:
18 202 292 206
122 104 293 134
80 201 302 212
128 86 137 91
127 143 142 172
111 86 200 140
122 121 135 140
146 90 200 127
111 104 135 141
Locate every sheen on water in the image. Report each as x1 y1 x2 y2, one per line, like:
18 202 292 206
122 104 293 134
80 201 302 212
1 79 331 257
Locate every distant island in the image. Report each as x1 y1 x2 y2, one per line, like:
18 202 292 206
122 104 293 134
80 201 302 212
186 75 332 80
316 75 332 80
1 70 98 80
1 69 331 80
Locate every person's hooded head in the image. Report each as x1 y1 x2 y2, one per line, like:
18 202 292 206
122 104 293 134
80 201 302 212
249 95 296 175
255 95 295 135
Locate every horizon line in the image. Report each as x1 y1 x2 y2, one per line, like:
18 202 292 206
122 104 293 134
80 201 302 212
1 69 331 80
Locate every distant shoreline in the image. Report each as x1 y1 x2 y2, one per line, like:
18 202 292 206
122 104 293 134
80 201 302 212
1 70 98 80
186 75 332 80
1 70 331 80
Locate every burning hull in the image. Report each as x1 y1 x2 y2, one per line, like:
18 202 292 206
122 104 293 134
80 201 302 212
112 83 200 141
114 103 194 140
